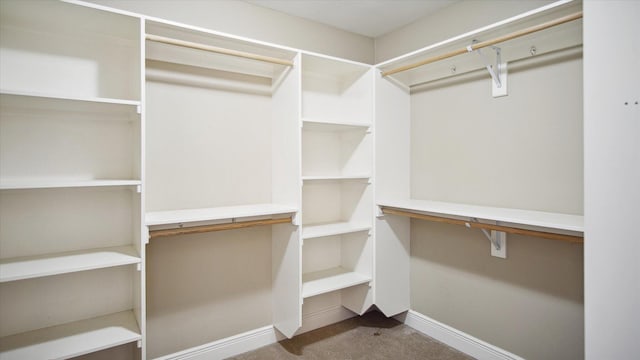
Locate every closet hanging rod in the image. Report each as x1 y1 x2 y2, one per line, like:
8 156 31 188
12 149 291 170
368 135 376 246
148 216 292 239
381 11 583 77
145 34 294 67
381 207 583 243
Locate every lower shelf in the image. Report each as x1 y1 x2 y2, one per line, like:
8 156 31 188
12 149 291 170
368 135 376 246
302 267 371 299
0 310 141 360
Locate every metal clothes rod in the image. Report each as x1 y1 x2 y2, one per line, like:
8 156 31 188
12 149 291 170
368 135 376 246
149 216 292 239
381 11 583 77
145 34 294 67
381 207 584 243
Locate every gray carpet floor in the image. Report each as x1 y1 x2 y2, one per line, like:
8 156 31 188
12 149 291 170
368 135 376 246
228 311 474 360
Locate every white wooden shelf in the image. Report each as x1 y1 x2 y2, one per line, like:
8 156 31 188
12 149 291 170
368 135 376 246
302 222 371 239
0 90 141 108
0 245 140 283
0 179 142 190
302 175 371 182
302 267 371 298
0 310 141 360
378 198 583 233
146 203 298 227
302 119 370 132
376 0 582 88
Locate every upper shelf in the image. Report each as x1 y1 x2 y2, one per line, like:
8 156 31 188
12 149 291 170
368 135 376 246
377 0 582 88
145 19 297 81
0 179 141 191
378 198 583 233
0 90 141 111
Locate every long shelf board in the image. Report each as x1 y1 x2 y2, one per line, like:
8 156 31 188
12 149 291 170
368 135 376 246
146 203 298 227
378 199 583 233
0 245 140 283
302 222 371 239
0 310 141 360
302 267 371 299
0 179 141 190
302 119 371 132
0 89 141 107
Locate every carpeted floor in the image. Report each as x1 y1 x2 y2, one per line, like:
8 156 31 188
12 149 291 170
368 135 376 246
228 311 474 359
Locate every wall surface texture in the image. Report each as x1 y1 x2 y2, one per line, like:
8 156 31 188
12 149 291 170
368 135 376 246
86 0 374 64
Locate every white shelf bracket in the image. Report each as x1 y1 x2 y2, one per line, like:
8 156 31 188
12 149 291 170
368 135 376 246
375 206 384 218
469 42 508 98
292 212 301 226
472 218 507 259
137 340 142 348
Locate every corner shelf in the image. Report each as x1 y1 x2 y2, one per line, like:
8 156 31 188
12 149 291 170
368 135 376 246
0 245 140 283
378 198 583 233
0 180 142 190
302 222 371 239
0 311 141 360
302 267 371 299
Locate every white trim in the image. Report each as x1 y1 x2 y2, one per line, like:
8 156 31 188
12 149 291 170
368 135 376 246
153 325 280 360
398 310 525 360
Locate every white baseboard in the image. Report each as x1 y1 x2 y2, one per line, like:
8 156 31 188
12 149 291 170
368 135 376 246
397 310 525 360
154 325 280 360
296 304 356 335
154 306 355 359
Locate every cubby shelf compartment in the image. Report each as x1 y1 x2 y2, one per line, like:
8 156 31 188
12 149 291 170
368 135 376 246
0 180 142 191
0 310 141 360
0 246 140 283
302 267 371 299
378 199 583 239
302 222 371 240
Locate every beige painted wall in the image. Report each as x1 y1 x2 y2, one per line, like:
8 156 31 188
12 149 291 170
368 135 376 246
375 0 554 63
146 227 272 358
86 0 374 64
405 31 584 360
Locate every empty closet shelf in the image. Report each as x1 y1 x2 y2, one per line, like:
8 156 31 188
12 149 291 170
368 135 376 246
302 119 371 132
0 89 141 108
0 179 141 190
302 175 370 182
0 246 140 283
146 204 297 238
379 199 583 242
302 267 371 298
302 222 371 239
0 310 141 360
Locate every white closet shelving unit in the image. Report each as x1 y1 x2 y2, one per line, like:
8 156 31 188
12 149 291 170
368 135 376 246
142 17 303 339
0 0 144 359
374 0 584 317
300 54 374 315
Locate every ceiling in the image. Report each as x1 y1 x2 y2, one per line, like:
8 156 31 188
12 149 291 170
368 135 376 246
245 0 458 38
